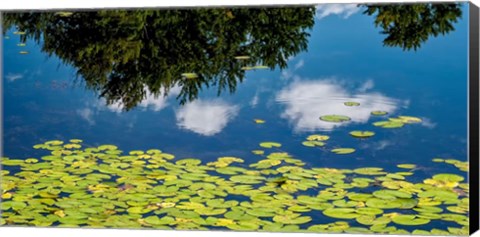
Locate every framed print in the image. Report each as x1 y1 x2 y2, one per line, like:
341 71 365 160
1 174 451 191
1 1 479 236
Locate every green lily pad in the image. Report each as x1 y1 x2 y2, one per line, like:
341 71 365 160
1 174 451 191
373 120 404 128
323 208 360 219
344 102 360 106
306 134 330 141
353 167 386 175
398 116 422 123
181 73 199 79
234 56 250 60
392 215 430 226
349 131 375 138
259 142 282 148
371 111 388 116
253 65 269 69
331 148 355 155
432 173 464 182
397 164 416 169
273 214 312 224
319 115 351 123
302 141 325 147
373 190 412 200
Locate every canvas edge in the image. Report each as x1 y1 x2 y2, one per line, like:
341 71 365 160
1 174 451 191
469 1 480 235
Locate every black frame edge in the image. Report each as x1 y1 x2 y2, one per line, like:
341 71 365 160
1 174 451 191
470 1 480 235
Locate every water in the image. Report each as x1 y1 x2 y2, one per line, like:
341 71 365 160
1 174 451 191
1 4 470 233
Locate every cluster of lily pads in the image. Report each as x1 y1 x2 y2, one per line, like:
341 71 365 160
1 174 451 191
0 137 469 235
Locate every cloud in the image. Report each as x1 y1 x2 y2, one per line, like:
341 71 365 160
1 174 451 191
100 85 182 113
250 94 259 108
358 79 374 92
420 117 437 129
175 99 239 136
360 140 393 151
6 73 23 82
294 59 305 70
281 59 305 80
77 108 95 125
276 79 399 132
316 4 361 19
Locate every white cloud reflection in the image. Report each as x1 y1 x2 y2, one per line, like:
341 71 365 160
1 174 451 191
316 4 361 20
101 85 182 113
276 79 399 132
77 108 95 125
175 100 239 136
6 73 23 82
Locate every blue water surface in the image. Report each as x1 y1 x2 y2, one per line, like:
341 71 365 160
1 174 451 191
2 5 468 184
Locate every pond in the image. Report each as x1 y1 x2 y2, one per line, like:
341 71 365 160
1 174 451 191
1 3 470 235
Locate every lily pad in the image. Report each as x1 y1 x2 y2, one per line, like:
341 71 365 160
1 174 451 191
373 120 404 128
323 208 360 219
181 73 199 79
319 115 351 123
273 214 312 224
259 142 281 148
254 119 265 124
349 131 375 138
432 173 464 183
371 111 388 116
344 102 360 106
234 56 250 60
392 215 430 226
302 141 325 147
397 164 416 169
331 148 355 155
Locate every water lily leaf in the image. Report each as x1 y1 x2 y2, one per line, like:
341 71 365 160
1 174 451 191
345 192 371 201
254 119 265 124
373 190 412 200
366 198 402 209
413 206 443 213
307 134 330 141
373 120 404 128
302 141 325 147
398 116 422 123
273 214 312 224
397 164 416 169
246 209 276 217
349 131 375 138
176 158 202 166
371 111 388 116
356 207 384 215
353 168 386 175
259 142 281 148
392 215 430 225
251 150 265 155
331 148 355 155
253 65 269 69
319 115 351 123
344 102 360 106
127 206 151 214
432 158 445 162
234 56 250 60
432 173 464 182
181 73 199 79
446 206 468 214
345 227 372 234
323 208 360 219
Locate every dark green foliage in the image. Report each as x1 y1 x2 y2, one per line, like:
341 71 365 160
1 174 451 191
362 3 462 50
3 7 315 110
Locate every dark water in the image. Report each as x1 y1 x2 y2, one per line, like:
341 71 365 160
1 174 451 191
1 3 469 232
